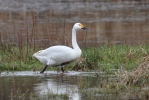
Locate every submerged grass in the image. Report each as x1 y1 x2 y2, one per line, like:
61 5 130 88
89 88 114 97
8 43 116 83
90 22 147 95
77 71 149 100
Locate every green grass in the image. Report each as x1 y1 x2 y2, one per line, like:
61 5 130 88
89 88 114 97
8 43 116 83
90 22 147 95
73 45 149 74
0 44 149 73
0 44 41 71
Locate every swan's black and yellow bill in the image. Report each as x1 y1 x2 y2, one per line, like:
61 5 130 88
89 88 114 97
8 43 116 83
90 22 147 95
82 26 87 30
80 24 87 30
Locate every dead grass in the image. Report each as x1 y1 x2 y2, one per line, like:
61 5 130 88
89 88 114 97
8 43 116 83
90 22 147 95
115 49 149 85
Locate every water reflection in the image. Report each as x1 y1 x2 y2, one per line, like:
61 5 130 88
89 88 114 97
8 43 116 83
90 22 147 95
0 75 40 100
0 71 146 100
34 75 80 100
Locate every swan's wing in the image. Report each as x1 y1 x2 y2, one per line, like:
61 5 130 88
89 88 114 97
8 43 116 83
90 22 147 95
47 46 78 65
34 46 78 65
36 46 74 56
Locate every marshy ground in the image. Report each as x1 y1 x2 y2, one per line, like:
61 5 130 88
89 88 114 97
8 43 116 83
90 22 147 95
1 45 149 100
1 0 149 100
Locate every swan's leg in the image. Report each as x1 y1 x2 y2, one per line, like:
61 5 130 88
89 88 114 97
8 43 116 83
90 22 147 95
40 65 48 74
61 66 64 73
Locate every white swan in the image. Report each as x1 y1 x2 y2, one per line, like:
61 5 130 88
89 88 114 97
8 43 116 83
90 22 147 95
33 23 87 74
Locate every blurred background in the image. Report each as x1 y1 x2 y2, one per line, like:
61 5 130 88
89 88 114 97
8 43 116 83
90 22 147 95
0 0 149 48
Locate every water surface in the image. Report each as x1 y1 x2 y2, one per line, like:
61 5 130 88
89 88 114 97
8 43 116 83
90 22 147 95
0 71 97 100
0 71 144 100
0 0 149 47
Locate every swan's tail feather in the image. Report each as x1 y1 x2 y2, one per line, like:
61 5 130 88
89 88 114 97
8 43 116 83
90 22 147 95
32 50 42 57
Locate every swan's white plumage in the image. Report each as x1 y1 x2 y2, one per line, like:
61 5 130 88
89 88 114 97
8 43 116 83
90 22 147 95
33 45 81 66
33 23 86 73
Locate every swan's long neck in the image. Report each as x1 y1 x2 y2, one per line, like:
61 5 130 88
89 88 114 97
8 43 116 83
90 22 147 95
72 27 81 53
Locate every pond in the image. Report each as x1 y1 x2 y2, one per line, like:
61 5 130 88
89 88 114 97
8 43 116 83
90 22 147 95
0 71 97 100
0 0 149 47
0 71 144 100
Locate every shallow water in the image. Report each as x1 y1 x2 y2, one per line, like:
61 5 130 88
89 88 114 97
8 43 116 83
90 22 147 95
0 71 97 100
0 71 144 100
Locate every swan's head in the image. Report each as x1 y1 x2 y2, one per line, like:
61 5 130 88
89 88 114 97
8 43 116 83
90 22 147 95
73 23 87 31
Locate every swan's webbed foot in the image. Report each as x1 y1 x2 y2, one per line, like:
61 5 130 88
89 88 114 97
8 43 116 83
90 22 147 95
40 71 44 74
